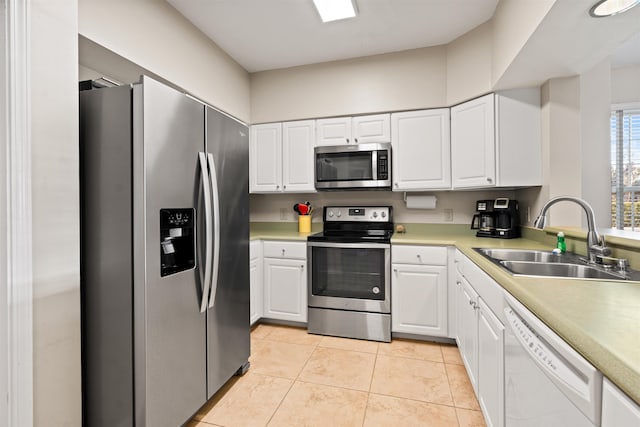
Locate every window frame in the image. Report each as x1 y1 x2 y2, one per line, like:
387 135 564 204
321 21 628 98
611 102 640 231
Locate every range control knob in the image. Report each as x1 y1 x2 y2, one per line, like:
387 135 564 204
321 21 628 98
372 212 378 218
381 211 386 218
336 211 342 217
328 210 334 217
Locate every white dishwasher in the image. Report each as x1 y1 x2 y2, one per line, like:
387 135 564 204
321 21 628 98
503 294 602 427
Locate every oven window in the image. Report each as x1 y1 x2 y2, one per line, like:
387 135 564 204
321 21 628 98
311 246 385 300
316 152 373 181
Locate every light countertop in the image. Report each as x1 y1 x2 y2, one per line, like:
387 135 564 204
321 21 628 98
250 221 640 404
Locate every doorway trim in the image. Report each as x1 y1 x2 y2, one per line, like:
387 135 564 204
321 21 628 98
2 0 34 425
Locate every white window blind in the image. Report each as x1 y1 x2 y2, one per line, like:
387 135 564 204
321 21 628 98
611 109 640 230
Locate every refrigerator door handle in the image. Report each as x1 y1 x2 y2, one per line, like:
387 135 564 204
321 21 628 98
199 152 213 313
207 153 221 308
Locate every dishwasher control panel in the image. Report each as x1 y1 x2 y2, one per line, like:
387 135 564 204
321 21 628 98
505 306 588 398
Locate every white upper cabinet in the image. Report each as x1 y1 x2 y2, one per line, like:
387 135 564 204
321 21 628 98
391 109 451 191
282 120 316 192
250 123 282 193
451 94 496 189
316 117 352 145
451 88 541 189
352 114 391 144
250 120 315 193
495 88 542 187
316 114 390 145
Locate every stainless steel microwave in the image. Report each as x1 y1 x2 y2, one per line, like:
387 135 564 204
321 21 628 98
314 143 391 190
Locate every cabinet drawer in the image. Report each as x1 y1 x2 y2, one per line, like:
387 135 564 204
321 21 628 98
263 241 307 259
392 245 447 265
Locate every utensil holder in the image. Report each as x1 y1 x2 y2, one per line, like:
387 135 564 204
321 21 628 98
298 215 311 233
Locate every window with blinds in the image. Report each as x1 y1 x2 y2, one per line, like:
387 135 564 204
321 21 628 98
611 109 640 230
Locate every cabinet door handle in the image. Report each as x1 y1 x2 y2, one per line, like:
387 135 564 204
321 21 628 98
456 280 461 285
300 265 304 270
281 249 286 256
486 177 493 183
394 182 398 187
354 138 358 143
276 185 280 189
346 138 350 143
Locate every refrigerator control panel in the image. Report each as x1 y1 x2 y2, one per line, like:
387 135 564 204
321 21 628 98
160 208 195 277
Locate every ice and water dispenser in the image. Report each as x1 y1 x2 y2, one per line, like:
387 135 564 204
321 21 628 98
160 208 195 276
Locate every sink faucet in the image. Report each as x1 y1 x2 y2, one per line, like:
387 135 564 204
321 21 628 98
533 196 610 263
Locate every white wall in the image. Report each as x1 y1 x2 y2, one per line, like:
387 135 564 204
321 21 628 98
31 0 81 425
491 0 555 86
250 46 447 123
78 0 251 122
517 60 613 230
250 190 517 225
580 60 612 228
446 21 493 106
0 2 8 423
612 64 640 105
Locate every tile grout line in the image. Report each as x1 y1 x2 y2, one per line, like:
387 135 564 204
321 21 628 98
250 326 482 425
263 375 297 427
263 334 318 427
360 345 383 427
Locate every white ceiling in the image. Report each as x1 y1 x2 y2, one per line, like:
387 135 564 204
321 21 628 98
166 0 499 73
611 31 640 68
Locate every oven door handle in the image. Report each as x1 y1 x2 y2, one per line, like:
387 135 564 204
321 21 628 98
307 241 390 250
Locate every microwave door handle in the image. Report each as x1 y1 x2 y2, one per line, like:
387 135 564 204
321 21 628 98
372 150 378 180
198 152 213 313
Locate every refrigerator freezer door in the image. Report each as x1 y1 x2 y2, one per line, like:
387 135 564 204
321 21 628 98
133 76 207 427
205 107 251 398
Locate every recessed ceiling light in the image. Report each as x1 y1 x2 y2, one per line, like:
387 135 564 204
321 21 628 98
313 0 357 23
589 0 640 17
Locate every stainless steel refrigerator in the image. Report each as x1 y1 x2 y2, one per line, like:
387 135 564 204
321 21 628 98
80 76 250 427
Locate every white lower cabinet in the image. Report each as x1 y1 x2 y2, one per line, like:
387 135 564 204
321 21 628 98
262 241 307 323
391 245 448 337
477 299 504 427
602 378 640 427
249 240 263 325
455 250 505 427
456 273 479 391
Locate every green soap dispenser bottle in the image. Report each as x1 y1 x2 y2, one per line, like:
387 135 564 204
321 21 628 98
556 231 566 254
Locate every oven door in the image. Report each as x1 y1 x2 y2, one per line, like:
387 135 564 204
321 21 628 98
308 241 390 313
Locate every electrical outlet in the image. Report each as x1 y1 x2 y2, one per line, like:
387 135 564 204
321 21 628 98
444 208 453 222
279 208 287 220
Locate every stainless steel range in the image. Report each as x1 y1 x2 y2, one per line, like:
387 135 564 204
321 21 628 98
307 206 393 342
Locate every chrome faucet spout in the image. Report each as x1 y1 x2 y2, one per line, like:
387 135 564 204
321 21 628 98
533 196 610 263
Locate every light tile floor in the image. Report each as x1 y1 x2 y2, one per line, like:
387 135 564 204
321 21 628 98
188 324 486 427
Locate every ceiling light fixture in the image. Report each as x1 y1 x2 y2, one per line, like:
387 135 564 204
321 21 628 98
589 0 640 17
313 0 357 23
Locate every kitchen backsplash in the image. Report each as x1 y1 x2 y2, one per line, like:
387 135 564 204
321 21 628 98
250 190 520 225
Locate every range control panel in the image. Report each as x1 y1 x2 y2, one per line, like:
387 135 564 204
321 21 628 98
324 206 391 222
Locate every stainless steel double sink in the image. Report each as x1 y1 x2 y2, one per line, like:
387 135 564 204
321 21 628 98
474 248 639 281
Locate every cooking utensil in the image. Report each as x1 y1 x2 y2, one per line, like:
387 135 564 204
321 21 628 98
293 202 312 215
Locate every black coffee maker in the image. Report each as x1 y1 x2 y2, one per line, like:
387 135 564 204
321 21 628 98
471 198 520 239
